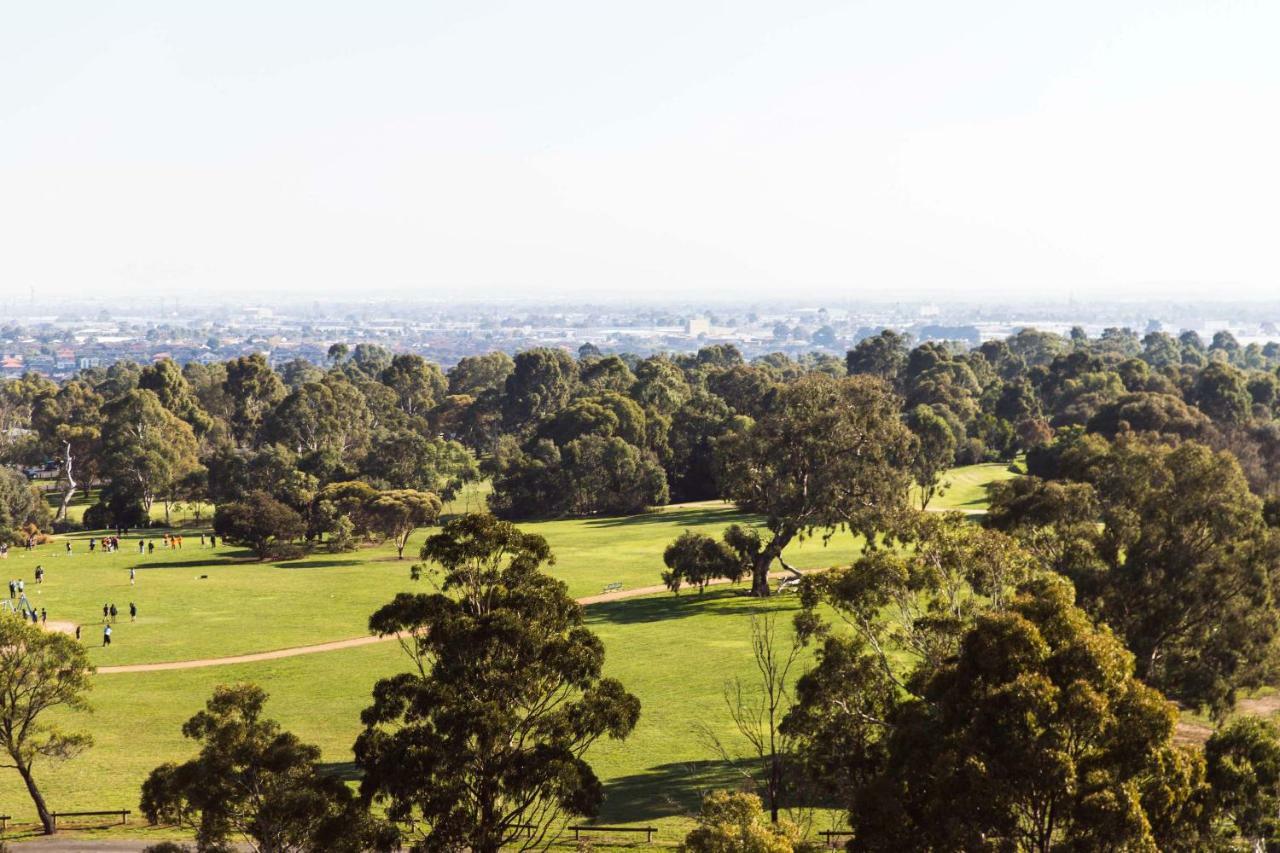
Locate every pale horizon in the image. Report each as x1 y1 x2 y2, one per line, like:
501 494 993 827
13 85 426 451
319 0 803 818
3 1 1278 303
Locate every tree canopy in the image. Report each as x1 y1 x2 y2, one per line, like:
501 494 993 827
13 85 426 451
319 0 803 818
355 514 640 852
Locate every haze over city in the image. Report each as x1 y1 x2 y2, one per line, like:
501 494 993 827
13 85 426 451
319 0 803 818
4 1 1279 304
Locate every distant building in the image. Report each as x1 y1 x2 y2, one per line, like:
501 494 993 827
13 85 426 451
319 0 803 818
76 356 101 370
685 317 711 337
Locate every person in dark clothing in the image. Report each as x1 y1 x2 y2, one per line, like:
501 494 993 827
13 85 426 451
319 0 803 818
103 625 112 647
147 541 154 554
75 624 81 641
109 603 118 623
103 603 109 623
40 608 46 625
7 580 13 599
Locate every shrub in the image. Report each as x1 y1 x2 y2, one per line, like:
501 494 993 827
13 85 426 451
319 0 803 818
51 518 82 534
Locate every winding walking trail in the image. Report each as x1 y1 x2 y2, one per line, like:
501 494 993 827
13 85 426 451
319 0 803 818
93 571 814 675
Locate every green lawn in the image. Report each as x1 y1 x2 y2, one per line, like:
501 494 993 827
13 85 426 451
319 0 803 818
913 459 1022 510
8 507 861 668
0 589 852 842
0 462 1012 841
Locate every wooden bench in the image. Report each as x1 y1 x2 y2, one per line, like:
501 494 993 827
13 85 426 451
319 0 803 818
602 582 623 594
819 830 854 848
0 814 9 831
570 824 658 843
51 809 130 829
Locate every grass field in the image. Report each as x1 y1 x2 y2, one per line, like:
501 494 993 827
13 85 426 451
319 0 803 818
0 462 1017 841
910 459 1021 510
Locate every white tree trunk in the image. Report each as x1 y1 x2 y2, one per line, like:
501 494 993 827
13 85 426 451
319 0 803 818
57 441 76 522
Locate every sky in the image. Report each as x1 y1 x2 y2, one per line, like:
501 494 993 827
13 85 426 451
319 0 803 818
1 1 1278 304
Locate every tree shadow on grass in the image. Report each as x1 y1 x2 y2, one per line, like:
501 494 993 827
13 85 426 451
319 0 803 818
597 760 746 823
319 760 362 783
582 508 754 529
600 759 844 825
134 555 253 569
276 559 363 570
583 588 800 626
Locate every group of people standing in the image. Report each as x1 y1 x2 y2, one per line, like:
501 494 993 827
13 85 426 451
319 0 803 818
5 527 223 648
89 536 123 553
100 602 137 645
7 570 47 625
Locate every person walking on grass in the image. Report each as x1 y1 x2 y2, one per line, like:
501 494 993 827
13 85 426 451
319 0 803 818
130 567 136 585
147 541 154 555
65 541 71 555
34 565 43 584
103 603 109 623
89 538 95 553
129 602 136 622
109 603 118 623
75 624 81 641
103 624 112 647
7 579 13 599
200 532 205 547
40 608 46 625
17 579 23 595
138 539 144 554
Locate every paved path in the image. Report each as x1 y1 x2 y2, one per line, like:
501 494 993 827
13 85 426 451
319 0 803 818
95 572 812 675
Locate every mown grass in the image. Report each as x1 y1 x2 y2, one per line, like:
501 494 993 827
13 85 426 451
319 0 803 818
5 508 861 668
911 459 1021 510
0 462 1014 840
0 590 844 841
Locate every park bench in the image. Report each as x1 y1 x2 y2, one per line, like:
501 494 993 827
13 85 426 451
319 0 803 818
570 824 658 843
51 809 131 829
602 582 624 594
0 815 9 830
819 830 854 848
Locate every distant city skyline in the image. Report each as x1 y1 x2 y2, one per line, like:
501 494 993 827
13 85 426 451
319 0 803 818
3 2 1278 303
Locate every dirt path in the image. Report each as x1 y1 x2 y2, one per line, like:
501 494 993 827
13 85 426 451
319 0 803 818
1174 694 1280 744
95 571 814 675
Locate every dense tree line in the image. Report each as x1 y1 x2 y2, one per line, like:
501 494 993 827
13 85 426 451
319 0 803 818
11 327 1280 845
8 324 1280 533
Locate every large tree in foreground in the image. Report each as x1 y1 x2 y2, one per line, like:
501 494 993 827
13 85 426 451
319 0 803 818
0 615 94 835
798 575 1212 851
998 438 1280 716
356 513 640 853
141 683 388 853
713 374 914 595
1205 716 1280 851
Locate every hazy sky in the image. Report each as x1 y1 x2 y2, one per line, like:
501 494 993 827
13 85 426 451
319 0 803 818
2 1 1278 303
